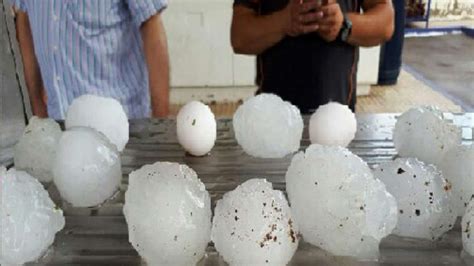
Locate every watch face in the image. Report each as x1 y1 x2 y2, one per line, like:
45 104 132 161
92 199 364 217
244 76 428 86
341 17 352 42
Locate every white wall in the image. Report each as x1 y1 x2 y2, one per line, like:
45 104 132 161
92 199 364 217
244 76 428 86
162 0 255 88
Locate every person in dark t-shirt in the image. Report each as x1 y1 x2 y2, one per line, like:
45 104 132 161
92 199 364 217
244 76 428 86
231 0 394 113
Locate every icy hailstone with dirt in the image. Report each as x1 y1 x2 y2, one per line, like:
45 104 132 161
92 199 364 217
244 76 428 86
462 200 474 256
177 101 217 156
14 116 62 183
309 102 357 147
65 94 129 152
123 162 212 266
53 127 122 207
393 106 461 165
0 167 65 266
285 144 398 259
211 179 299 266
374 158 457 240
440 144 474 216
233 93 304 158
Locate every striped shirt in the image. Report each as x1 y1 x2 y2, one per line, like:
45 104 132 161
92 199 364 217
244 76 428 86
11 0 167 119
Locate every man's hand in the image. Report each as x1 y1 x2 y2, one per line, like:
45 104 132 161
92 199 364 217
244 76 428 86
316 0 344 42
151 97 169 118
283 0 323 37
30 92 48 118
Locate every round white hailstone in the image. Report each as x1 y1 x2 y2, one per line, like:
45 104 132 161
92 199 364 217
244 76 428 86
177 101 217 156
0 168 65 266
53 127 122 207
14 116 62 183
309 102 357 147
373 158 457 240
211 179 299 266
286 144 398 259
65 94 129 152
393 106 461 165
462 200 474 256
123 162 211 266
440 144 474 216
233 93 304 158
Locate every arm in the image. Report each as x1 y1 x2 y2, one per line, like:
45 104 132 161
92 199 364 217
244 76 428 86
231 0 323 55
15 11 48 117
140 13 170 118
317 0 394 47
347 0 394 47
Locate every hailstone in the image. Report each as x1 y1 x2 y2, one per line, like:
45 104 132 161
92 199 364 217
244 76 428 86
65 94 129 152
0 168 65 265
462 200 474 256
439 144 474 216
14 116 62 182
286 144 398 259
393 106 461 165
212 179 299 266
177 101 217 156
123 162 211 266
373 158 457 240
309 102 357 147
53 127 122 207
233 93 304 158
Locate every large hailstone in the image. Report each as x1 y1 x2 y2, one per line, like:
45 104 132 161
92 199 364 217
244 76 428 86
393 106 461 165
177 101 217 156
286 145 398 259
0 168 65 266
212 179 299 266
14 116 62 182
123 162 211 266
309 102 357 147
65 94 129 152
462 200 474 256
233 93 304 158
53 127 122 207
373 158 457 240
439 144 474 216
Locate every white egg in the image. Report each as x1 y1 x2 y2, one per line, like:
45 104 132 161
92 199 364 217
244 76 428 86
286 144 398 259
211 179 299 266
393 106 461 165
52 127 122 207
309 102 357 147
373 158 457 240
233 93 304 158
65 94 129 152
14 116 62 182
1 167 65 265
123 162 212 266
177 101 216 156
462 200 474 256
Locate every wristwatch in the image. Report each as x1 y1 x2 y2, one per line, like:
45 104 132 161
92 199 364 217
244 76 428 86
338 14 353 43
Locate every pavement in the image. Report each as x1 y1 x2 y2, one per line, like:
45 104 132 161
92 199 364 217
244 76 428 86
402 33 474 111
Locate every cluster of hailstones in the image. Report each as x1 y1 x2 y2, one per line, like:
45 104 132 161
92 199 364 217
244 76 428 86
5 95 129 264
6 90 474 265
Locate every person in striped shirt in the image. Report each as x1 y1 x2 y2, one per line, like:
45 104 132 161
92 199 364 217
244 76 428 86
11 0 170 119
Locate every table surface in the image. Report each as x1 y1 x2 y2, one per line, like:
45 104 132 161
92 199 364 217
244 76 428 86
28 113 474 266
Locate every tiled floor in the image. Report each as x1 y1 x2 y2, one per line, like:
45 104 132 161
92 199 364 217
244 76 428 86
170 70 462 118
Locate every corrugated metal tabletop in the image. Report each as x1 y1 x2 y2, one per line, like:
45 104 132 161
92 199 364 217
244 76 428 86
28 113 474 266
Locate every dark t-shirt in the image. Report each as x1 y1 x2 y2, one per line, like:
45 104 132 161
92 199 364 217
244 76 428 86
234 0 363 113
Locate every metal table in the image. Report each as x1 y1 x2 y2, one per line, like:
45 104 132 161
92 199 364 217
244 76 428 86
30 114 474 266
